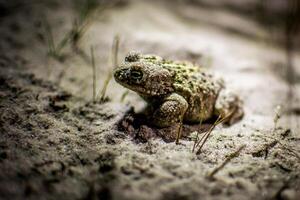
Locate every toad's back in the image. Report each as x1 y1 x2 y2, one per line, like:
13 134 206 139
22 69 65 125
140 54 224 122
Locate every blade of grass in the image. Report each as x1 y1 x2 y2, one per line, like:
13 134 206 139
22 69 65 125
44 12 93 62
56 19 88 55
112 35 119 68
120 90 129 102
71 18 92 49
90 46 96 102
43 19 56 55
55 31 72 54
98 35 120 101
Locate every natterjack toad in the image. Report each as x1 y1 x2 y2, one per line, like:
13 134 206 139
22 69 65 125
114 52 243 143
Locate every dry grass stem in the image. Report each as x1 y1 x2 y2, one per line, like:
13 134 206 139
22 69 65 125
273 105 282 132
175 122 183 145
192 119 202 153
207 144 246 178
98 35 120 102
195 115 222 155
90 46 96 102
195 111 234 155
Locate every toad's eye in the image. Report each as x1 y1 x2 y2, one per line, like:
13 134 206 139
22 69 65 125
130 70 143 82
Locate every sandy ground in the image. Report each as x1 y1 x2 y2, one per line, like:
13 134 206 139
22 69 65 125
0 0 300 199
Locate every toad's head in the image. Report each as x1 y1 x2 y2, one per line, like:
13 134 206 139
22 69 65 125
114 52 174 97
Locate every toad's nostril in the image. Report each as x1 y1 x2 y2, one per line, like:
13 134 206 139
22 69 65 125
114 69 128 81
114 70 119 77
114 70 122 80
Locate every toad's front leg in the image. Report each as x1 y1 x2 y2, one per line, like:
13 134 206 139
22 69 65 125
151 93 188 144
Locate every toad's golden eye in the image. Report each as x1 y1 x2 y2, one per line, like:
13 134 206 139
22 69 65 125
130 70 143 82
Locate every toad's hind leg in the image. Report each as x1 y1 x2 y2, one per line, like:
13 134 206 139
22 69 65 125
214 90 244 125
151 93 188 143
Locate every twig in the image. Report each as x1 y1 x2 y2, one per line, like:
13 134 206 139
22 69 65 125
207 145 246 178
90 46 96 102
251 140 278 159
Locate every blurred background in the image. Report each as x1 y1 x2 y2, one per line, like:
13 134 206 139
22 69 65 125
1 0 299 126
0 0 300 104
